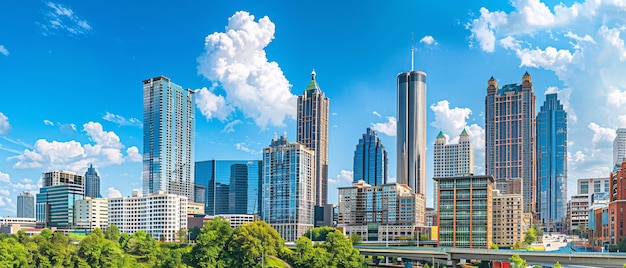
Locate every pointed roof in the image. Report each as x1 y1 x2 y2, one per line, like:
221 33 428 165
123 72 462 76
460 128 468 136
489 76 495 81
437 131 445 138
305 69 321 93
523 71 531 77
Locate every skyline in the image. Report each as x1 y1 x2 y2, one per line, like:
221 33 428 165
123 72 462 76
2 0 626 216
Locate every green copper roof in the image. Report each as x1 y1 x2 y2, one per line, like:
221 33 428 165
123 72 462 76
305 70 321 93
437 131 445 138
460 128 468 135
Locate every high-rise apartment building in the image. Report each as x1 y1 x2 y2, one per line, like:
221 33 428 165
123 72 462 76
142 76 195 200
74 197 108 231
397 70 427 195
485 72 536 213
337 181 425 241
614 128 626 167
433 129 474 210
84 164 100 198
297 71 329 206
195 160 262 216
36 171 85 229
43 170 84 187
262 134 315 242
353 127 388 186
17 191 35 218
435 175 494 249
536 93 567 230
108 190 188 242
492 191 524 247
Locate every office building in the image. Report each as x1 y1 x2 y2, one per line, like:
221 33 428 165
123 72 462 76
187 202 205 215
43 170 84 187
578 177 610 196
353 127 388 186
195 160 262 216
485 72 536 213
435 175 494 248
397 70 427 195
36 171 85 229
194 184 206 204
108 190 187 242
142 76 195 200
297 70 329 206
17 191 35 219
74 197 108 231
84 164 100 198
536 93 567 231
433 129 474 210
614 129 626 167
337 181 425 241
492 191 524 247
262 134 315 242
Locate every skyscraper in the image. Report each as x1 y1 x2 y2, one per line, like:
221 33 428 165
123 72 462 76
84 164 100 198
536 93 567 230
353 127 388 186
142 76 195 200
262 134 315 241
485 72 536 213
297 70 329 206
433 129 474 209
17 191 35 218
614 128 626 167
397 70 427 195
36 171 85 229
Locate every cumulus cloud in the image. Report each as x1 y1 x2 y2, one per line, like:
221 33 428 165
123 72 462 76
329 170 353 184
195 86 231 121
107 187 122 198
39 2 92 35
0 45 8 56
126 146 142 162
588 122 616 145
0 171 10 183
430 100 485 150
607 86 626 107
420 35 438 46
222 120 242 133
0 112 11 135
197 11 296 129
371 116 397 136
103 112 142 127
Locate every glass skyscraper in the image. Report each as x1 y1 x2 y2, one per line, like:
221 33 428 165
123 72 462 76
142 76 195 200
352 127 388 186
84 163 100 198
297 70 329 206
536 93 567 229
195 160 262 216
262 134 315 242
17 191 34 218
36 171 85 229
397 70 427 196
485 72 536 213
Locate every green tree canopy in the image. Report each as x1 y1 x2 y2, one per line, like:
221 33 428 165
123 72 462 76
509 254 527 268
524 227 537 245
104 224 120 244
322 231 365 268
79 228 124 268
302 226 336 241
227 221 284 267
191 217 233 268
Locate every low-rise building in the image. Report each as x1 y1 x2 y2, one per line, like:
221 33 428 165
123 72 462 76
74 197 108 231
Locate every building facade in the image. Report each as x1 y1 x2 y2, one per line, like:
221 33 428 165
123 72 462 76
433 129 474 210
194 184 206 204
297 71 329 206
261 134 315 242
578 177 610 196
74 197 108 231
43 170 84 187
195 160 262 216
142 75 195 200
567 194 589 233
36 171 85 229
485 72 536 214
353 127 388 186
397 70 427 195
108 190 188 242
536 93 567 231
84 164 100 198
435 175 494 248
492 191 524 247
337 181 425 241
17 191 35 219
614 128 626 167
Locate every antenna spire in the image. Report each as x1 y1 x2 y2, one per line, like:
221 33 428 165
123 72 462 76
411 32 415 71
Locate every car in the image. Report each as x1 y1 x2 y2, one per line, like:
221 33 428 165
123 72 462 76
546 244 551 247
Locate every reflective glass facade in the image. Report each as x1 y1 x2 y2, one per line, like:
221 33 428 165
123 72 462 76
397 71 427 195
195 160 262 216
143 76 195 200
85 164 100 198
353 127 388 186
36 184 85 229
536 93 567 227
17 191 35 218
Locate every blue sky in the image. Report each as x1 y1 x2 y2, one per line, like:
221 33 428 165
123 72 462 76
2 0 626 216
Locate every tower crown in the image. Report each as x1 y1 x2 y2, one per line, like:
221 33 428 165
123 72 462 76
487 76 498 93
304 69 322 94
522 71 532 87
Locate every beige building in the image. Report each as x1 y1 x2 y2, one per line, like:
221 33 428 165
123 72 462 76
187 202 205 215
492 191 524 247
567 194 589 232
74 197 108 231
337 181 425 241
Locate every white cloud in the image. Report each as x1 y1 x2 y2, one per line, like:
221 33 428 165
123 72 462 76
40 2 92 35
107 187 122 198
0 45 8 56
0 196 11 207
0 112 10 135
195 86 232 121
22 178 32 184
197 11 296 129
330 170 353 184
222 120 242 133
564 31 596 44
419 35 438 46
588 122 616 145
607 85 626 107
372 111 382 118
467 7 508 52
371 116 396 136
235 142 256 154
499 36 521 50
0 171 10 183
0 189 9 196
126 146 142 162
84 122 123 148
544 86 576 123
102 112 142 127
598 25 626 61
515 46 576 76
43 120 54 126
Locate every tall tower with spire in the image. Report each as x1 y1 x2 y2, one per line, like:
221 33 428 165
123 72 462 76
432 129 474 209
297 70 330 206
84 163 100 198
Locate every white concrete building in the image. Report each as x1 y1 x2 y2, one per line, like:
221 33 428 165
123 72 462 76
74 197 108 231
108 190 187 242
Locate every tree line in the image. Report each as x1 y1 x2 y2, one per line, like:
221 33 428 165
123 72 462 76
0 218 366 268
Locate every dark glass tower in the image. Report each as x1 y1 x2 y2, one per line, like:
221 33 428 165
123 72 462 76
84 164 100 198
353 127 388 186
536 93 567 230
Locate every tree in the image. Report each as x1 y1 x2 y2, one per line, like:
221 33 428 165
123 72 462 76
511 241 523 250
524 227 537 245
191 217 233 268
490 243 499 250
124 230 159 263
302 226 336 241
291 236 330 268
104 224 121 244
79 228 124 268
189 226 201 241
509 254 527 268
555 261 562 268
323 231 365 268
177 228 189 243
228 221 284 267
349 234 362 246
0 237 29 267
